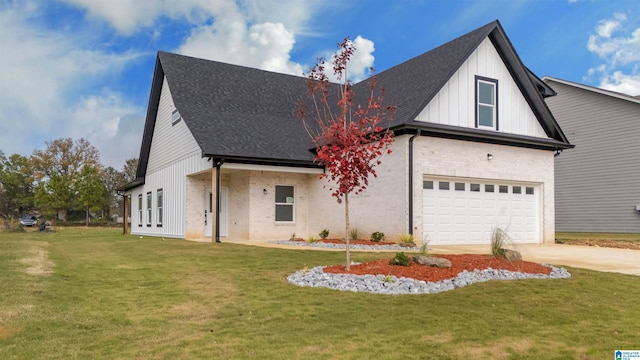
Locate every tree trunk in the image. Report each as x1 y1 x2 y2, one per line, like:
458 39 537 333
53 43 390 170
85 209 89 227
345 193 350 271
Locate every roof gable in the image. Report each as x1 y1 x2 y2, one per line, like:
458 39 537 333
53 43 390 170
365 20 569 145
126 20 572 190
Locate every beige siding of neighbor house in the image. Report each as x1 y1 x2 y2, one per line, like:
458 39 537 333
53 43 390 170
545 79 640 233
411 136 555 244
415 38 547 138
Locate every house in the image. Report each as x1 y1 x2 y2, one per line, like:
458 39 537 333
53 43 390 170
543 77 640 233
123 20 572 245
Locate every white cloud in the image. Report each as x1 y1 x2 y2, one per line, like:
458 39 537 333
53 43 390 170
0 0 376 168
586 13 640 96
0 3 144 167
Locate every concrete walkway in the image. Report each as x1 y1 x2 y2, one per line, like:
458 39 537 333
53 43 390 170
224 239 640 276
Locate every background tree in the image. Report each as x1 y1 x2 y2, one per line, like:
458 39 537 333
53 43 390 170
31 138 101 221
75 165 107 226
297 38 395 270
0 153 35 219
122 158 139 182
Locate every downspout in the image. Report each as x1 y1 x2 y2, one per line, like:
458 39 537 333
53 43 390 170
214 159 224 243
408 129 421 236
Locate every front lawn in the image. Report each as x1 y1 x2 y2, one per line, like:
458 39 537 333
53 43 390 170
556 232 640 250
1 228 638 359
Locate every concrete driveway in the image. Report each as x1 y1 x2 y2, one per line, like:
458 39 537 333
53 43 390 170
227 239 640 276
429 244 640 276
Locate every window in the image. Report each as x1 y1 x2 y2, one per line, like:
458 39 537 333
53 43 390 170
146 192 152 227
470 183 480 192
275 185 294 222
423 180 434 189
438 181 450 190
476 76 498 130
513 186 522 194
526 187 535 195
499 185 509 193
455 182 465 191
137 194 143 227
157 189 163 227
485 184 495 193
171 109 181 125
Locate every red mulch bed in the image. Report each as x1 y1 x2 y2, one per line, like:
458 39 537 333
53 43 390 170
323 254 552 283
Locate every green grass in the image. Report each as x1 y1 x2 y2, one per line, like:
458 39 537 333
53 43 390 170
556 232 640 242
1 228 639 359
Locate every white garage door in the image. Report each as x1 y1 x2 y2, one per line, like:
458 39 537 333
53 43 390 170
422 177 540 245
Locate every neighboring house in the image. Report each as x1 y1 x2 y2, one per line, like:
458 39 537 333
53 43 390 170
544 77 640 233
123 20 572 245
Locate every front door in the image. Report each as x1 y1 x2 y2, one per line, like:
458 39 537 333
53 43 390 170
205 187 227 238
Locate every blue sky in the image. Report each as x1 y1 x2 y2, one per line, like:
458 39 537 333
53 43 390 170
1 0 639 168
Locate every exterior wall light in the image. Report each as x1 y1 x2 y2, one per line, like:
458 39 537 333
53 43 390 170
487 153 494 161
263 188 268 195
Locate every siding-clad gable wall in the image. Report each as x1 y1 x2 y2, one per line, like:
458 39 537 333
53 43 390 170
546 80 640 232
147 76 203 174
415 38 547 139
130 76 210 237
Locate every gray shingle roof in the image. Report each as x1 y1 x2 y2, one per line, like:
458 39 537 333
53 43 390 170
126 20 571 189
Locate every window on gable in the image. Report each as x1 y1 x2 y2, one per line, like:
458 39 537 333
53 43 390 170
146 192 152 227
171 109 181 125
275 185 294 222
138 194 143 227
476 76 498 130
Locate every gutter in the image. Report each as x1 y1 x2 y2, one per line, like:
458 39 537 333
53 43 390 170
407 129 421 236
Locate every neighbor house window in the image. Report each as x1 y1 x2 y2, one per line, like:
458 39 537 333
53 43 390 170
157 189 163 227
275 185 294 222
476 76 498 130
146 192 152 227
138 194 142 227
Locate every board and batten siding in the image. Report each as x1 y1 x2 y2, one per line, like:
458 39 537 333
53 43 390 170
415 38 547 139
545 79 640 233
130 76 210 237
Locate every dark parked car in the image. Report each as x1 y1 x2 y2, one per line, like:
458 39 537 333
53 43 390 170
20 215 38 227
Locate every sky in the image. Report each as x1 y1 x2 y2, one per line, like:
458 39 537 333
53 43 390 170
1 0 640 169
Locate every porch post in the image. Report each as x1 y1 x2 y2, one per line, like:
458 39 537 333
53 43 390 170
212 159 223 243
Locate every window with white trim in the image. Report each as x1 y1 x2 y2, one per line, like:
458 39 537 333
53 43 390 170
476 76 498 130
146 192 152 227
275 185 294 222
138 194 143 227
157 189 163 227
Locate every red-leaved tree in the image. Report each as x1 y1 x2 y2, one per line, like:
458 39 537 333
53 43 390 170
297 37 395 270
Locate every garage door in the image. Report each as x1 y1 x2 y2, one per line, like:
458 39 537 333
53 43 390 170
422 177 540 245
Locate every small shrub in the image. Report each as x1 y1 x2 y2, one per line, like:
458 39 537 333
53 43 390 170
398 233 416 247
389 252 411 266
306 236 319 243
490 227 510 258
420 235 430 255
370 231 385 242
349 228 359 241
290 233 296 240
383 274 395 283
319 229 329 239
